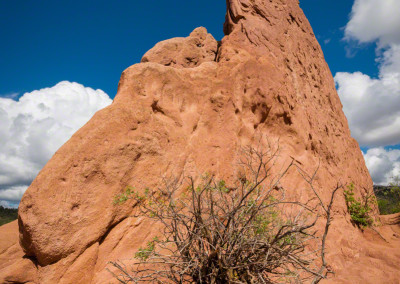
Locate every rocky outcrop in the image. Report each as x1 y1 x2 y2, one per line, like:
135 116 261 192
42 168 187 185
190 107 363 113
141 27 218 68
1 0 400 283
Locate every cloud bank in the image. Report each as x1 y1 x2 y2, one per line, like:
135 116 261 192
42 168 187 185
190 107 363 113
363 148 400 185
0 81 112 207
344 0 400 47
335 46 400 147
335 0 400 184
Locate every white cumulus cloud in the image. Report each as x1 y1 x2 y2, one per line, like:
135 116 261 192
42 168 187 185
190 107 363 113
0 186 28 202
336 0 400 184
345 0 400 47
363 148 400 185
0 200 14 208
0 81 112 206
335 46 400 147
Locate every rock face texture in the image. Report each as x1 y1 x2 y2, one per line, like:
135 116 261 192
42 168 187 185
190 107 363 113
1 0 400 283
141 27 218 68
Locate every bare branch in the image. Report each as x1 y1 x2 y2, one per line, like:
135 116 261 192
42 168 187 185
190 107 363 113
111 140 339 284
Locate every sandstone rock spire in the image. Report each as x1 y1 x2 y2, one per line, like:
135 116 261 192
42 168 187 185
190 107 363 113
1 0 400 283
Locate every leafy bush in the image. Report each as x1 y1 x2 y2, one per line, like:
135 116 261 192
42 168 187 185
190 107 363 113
110 144 339 284
376 176 400 215
344 183 374 228
377 198 400 215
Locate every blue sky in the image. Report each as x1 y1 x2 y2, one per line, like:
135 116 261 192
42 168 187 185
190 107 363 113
0 0 377 97
0 0 225 97
1 0 400 207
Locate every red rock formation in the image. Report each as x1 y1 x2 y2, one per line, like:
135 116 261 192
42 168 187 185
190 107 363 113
1 0 400 283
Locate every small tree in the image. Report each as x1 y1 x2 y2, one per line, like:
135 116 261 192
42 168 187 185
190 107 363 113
344 183 375 228
110 143 340 283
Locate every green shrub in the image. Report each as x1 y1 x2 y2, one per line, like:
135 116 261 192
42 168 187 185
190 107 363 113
376 176 400 215
377 199 400 215
109 145 340 284
377 199 389 211
344 183 374 228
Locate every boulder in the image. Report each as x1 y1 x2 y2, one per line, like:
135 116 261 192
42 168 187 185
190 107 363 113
1 0 399 283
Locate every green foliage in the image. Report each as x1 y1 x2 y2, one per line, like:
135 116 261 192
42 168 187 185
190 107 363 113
113 186 145 205
252 208 279 236
376 176 400 215
135 237 159 261
344 183 374 228
217 179 230 193
376 191 400 215
377 199 400 215
112 176 334 283
109 144 338 283
389 176 400 200
0 206 18 226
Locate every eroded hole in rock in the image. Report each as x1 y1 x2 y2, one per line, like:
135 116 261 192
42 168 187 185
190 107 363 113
134 152 142 161
283 113 292 125
311 142 316 151
251 103 270 125
215 41 221 62
260 110 268 124
186 57 195 64
151 101 165 115
277 111 293 125
288 13 300 28
71 203 80 211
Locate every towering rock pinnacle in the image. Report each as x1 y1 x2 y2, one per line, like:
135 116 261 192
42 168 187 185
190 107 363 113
1 0 400 283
